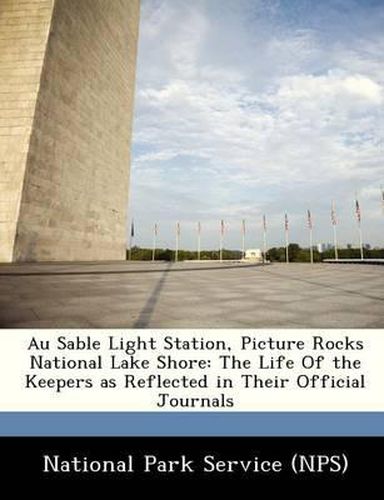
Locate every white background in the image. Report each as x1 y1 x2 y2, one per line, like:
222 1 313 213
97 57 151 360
0 329 382 412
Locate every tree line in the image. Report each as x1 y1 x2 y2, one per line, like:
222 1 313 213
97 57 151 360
127 244 384 262
268 244 384 262
128 247 242 261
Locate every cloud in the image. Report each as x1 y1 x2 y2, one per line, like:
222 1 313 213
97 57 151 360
130 0 384 249
275 72 382 107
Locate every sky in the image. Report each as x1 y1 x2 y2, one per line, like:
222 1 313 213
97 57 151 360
129 0 384 251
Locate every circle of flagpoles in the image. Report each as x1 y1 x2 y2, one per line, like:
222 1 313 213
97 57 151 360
128 188 382 262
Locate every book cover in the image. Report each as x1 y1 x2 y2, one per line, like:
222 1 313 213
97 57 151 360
0 0 383 485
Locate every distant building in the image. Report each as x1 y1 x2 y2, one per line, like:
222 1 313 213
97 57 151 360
317 243 333 253
244 249 263 262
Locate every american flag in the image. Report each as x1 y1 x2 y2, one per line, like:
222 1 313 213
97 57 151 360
130 220 134 237
331 202 337 226
355 198 361 224
307 209 313 230
176 221 180 236
284 213 289 232
197 221 201 234
154 223 158 236
241 219 246 235
263 214 267 231
221 219 225 236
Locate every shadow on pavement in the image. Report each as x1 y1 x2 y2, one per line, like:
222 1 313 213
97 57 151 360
133 263 173 328
0 263 264 277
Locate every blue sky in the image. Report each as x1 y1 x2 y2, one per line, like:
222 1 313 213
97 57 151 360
129 0 384 250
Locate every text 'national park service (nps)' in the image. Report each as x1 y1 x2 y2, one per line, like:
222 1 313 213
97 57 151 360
0 330 383 411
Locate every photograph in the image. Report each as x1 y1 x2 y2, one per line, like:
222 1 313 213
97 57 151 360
0 0 383 330
0 0 383 485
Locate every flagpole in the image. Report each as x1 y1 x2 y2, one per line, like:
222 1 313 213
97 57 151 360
220 220 224 263
220 235 223 262
309 227 313 264
128 219 134 261
197 222 201 261
380 185 384 257
355 194 364 261
129 227 132 262
241 219 245 260
333 224 339 261
152 224 157 262
358 224 364 261
307 210 313 264
285 232 289 263
381 185 384 214
263 215 267 264
285 213 289 264
331 201 338 261
175 222 179 262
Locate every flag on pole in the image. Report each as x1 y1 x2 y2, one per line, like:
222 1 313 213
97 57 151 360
331 202 337 226
355 198 361 224
307 209 313 230
131 220 135 237
154 223 158 236
176 221 180 236
197 221 201 235
354 195 364 260
221 219 225 236
263 214 267 231
241 219 246 235
284 213 289 231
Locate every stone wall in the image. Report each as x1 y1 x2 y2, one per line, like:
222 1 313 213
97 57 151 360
1 0 140 262
0 0 54 262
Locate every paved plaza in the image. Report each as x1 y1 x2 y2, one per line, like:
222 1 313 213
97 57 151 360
0 261 383 328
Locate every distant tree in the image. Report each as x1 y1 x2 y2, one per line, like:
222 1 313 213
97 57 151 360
268 247 285 262
288 243 300 261
127 244 384 263
368 248 384 259
157 248 173 261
